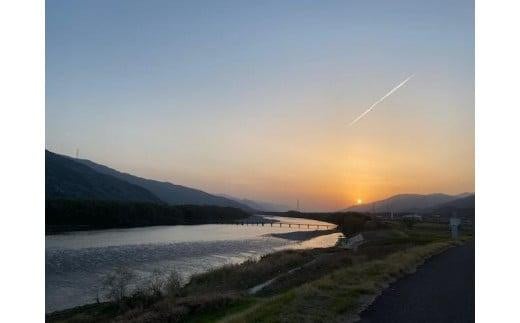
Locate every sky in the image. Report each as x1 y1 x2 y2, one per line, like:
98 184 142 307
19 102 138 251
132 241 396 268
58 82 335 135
46 0 474 211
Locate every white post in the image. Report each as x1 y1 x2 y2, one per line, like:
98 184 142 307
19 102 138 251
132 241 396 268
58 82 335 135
449 217 461 240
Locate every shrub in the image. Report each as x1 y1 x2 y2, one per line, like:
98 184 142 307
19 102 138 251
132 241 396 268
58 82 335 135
146 269 165 297
103 266 137 303
165 269 182 298
338 213 369 236
401 217 419 229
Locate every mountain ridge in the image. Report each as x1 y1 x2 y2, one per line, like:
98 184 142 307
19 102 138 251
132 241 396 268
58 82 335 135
45 150 161 203
66 153 255 211
342 192 475 213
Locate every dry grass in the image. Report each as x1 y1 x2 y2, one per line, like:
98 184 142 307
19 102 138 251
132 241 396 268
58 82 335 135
183 249 318 295
112 292 245 322
221 241 455 323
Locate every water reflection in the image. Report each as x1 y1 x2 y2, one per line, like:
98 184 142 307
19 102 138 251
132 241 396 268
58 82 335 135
46 216 337 312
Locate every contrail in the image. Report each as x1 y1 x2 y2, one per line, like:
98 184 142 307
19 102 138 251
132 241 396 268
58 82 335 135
348 74 414 126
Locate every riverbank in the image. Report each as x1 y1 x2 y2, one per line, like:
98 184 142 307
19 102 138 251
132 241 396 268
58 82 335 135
46 217 339 312
267 229 337 241
47 221 473 322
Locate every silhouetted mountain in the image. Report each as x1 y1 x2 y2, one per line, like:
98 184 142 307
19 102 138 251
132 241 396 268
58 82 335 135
343 193 470 213
46 150 161 203
72 155 254 211
219 194 291 212
433 194 475 210
424 194 475 219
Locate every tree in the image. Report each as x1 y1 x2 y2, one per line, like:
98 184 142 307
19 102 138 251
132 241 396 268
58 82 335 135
401 216 418 229
338 213 369 236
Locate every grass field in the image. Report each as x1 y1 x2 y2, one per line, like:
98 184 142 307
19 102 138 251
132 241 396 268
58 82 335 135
222 242 456 323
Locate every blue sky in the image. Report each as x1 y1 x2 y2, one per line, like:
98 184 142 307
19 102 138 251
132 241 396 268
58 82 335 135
46 0 474 211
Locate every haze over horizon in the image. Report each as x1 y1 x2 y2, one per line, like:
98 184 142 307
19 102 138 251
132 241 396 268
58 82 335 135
46 0 474 211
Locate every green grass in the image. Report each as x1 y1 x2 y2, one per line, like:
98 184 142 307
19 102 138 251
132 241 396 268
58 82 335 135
221 241 455 323
180 298 257 323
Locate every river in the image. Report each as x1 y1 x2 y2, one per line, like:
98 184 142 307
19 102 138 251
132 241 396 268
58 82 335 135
45 216 339 313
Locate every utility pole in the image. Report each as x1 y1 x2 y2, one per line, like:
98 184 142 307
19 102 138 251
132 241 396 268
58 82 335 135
75 148 79 159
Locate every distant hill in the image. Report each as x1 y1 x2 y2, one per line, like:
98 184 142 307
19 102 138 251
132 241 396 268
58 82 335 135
72 155 254 211
427 194 475 219
433 194 474 209
343 193 472 213
46 150 161 203
219 195 291 212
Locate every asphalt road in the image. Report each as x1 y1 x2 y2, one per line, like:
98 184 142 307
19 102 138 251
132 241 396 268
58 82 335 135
359 242 475 323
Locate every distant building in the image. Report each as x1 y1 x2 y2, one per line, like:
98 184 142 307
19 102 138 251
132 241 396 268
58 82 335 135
402 214 423 221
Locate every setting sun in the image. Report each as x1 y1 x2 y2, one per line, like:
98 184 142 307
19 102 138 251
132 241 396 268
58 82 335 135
357 198 363 205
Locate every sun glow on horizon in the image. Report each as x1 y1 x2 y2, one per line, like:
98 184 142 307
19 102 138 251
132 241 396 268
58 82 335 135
44 0 475 212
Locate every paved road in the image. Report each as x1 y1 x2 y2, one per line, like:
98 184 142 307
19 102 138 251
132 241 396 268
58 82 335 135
359 242 474 323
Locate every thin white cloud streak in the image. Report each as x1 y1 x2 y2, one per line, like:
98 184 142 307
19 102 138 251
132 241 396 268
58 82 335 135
348 75 414 126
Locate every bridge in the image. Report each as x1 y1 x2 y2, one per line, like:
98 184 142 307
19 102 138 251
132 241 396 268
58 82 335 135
234 221 335 230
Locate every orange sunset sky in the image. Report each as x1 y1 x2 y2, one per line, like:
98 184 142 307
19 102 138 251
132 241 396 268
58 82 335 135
46 1 474 211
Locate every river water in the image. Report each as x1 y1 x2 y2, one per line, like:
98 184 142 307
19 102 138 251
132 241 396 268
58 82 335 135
45 216 339 312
